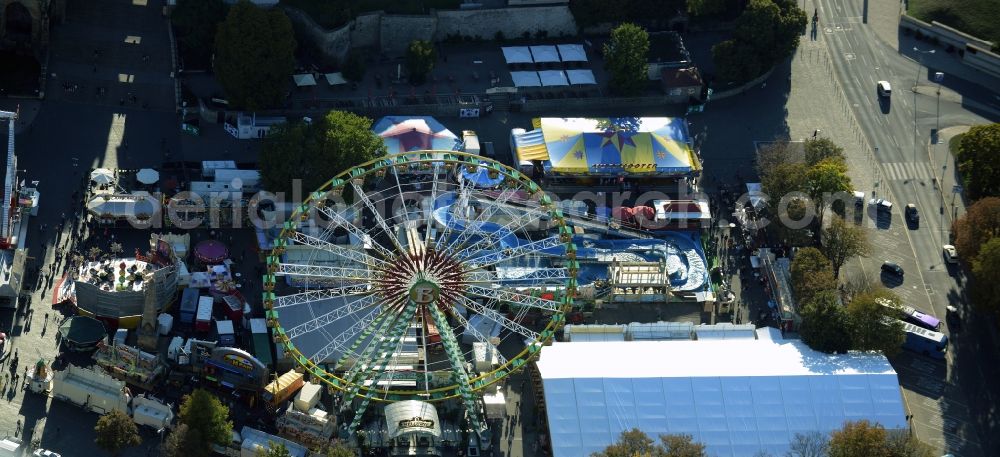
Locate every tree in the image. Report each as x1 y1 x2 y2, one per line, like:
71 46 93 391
94 409 141 456
316 442 355 457
162 424 192 457
755 140 793 178
821 216 870 278
687 0 729 17
806 157 852 211
259 110 386 196
591 429 706 457
955 123 1000 199
828 420 891 457
971 237 1000 315
178 389 233 456
88 246 103 260
259 441 292 457
714 0 806 84
711 39 763 84
804 137 846 167
171 0 228 68
951 196 1000 261
659 434 707 457
603 23 650 96
885 429 936 457
787 431 828 457
846 290 905 356
790 247 837 307
762 162 808 204
214 0 296 110
799 290 852 354
405 40 436 85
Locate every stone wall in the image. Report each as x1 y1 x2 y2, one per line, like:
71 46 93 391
434 6 576 41
899 14 1000 78
380 15 436 57
283 5 577 63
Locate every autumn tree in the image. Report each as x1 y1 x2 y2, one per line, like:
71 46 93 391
94 409 142 456
828 420 890 457
951 196 1000 261
316 441 356 457
829 420 933 457
177 389 233 457
603 23 650 96
845 290 905 356
804 137 846 166
214 0 296 110
259 441 292 457
822 216 870 278
799 290 852 354
790 247 837 305
591 428 707 457
405 40 436 85
955 123 1000 199
787 431 828 457
972 237 1000 315
259 111 386 196
806 157 852 215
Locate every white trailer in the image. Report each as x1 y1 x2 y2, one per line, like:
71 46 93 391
51 365 130 415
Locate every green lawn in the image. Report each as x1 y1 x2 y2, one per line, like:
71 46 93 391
908 0 1000 44
282 0 461 30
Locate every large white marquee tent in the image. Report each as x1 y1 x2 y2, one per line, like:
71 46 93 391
535 327 907 457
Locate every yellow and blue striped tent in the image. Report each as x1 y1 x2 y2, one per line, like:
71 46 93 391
512 117 699 176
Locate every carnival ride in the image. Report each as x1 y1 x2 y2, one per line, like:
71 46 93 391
264 152 579 446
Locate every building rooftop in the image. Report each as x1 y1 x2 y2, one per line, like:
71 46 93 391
535 328 907 457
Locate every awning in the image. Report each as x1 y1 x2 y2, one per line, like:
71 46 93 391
538 70 569 87
292 74 316 87
324 72 347 85
501 46 533 64
512 129 549 162
529 45 560 63
136 168 159 184
91 168 115 185
372 116 459 154
385 400 441 439
557 44 587 62
566 69 596 85
511 71 541 87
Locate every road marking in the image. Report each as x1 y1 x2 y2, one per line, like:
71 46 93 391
882 162 932 180
845 52 856 60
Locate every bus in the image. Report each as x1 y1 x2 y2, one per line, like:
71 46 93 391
899 320 948 359
877 298 941 331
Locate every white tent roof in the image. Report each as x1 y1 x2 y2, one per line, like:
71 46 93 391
565 69 596 85
511 71 541 87
502 46 533 64
136 168 159 184
293 74 317 87
536 328 907 457
530 45 560 63
324 72 347 85
539 70 569 87
557 44 587 62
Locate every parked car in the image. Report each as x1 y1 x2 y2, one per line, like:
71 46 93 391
946 305 961 332
33 450 61 457
881 261 904 276
943 245 958 264
877 80 892 97
870 198 893 212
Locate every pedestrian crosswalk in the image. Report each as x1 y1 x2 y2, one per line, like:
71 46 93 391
881 162 934 181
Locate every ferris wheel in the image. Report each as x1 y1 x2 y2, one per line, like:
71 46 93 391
263 151 578 439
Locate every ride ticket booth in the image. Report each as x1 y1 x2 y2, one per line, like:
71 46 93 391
384 400 442 457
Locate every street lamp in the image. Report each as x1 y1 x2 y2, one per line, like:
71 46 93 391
933 71 945 137
913 47 935 160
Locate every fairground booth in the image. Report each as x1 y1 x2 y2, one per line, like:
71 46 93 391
511 117 701 187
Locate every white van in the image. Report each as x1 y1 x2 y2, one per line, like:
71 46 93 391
877 80 891 98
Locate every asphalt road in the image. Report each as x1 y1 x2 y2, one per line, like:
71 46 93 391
814 0 1000 454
